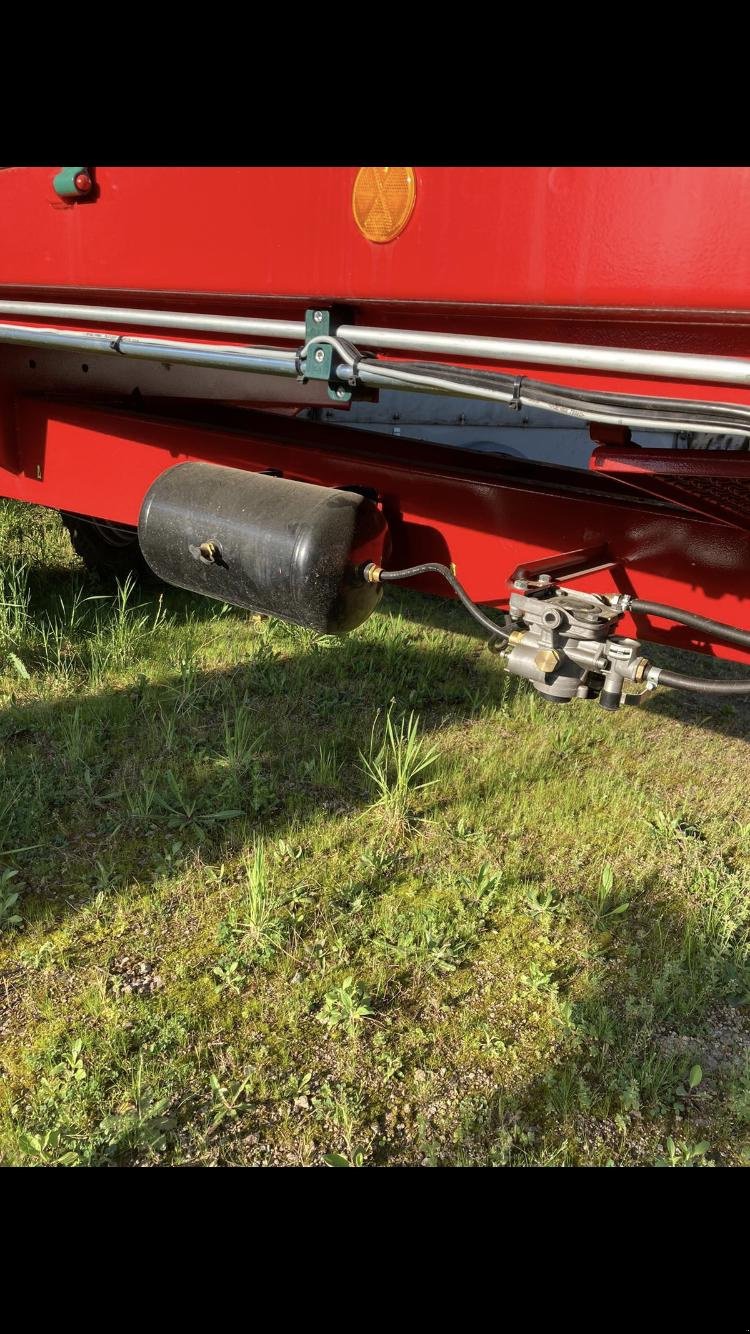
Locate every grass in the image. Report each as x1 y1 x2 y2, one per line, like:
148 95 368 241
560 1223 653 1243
359 706 439 830
1 499 750 1165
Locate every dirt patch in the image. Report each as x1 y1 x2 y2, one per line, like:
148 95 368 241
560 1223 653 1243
110 956 164 997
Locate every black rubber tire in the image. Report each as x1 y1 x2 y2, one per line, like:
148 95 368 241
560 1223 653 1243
60 512 156 583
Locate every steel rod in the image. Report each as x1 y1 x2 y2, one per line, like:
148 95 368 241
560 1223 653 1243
0 299 749 386
0 300 303 341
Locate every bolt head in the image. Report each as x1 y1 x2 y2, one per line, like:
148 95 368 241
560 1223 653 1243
74 172 92 194
314 348 325 364
313 310 324 324
336 387 347 399
534 648 561 674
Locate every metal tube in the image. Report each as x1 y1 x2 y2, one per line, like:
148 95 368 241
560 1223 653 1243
0 300 304 341
117 336 297 376
1 298 750 386
0 323 121 355
339 326 750 388
4 318 749 437
0 322 299 377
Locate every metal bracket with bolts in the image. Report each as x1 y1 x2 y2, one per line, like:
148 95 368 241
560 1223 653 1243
298 308 379 406
299 308 354 404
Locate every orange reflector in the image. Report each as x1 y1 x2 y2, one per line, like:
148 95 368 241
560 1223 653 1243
352 167 416 243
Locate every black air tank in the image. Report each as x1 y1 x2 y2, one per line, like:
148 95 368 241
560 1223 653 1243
138 462 389 633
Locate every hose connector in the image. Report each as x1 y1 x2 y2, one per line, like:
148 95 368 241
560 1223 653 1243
362 562 383 584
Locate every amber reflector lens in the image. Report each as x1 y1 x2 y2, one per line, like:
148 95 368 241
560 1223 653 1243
352 167 416 243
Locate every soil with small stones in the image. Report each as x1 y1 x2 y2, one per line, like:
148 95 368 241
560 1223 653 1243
110 956 164 996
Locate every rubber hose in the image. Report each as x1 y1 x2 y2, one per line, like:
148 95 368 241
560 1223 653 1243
377 562 510 642
655 668 750 695
629 598 750 651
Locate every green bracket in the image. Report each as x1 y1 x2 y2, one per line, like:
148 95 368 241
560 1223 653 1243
303 307 352 404
52 167 92 199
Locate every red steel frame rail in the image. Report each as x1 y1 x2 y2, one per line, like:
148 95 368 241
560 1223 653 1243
2 396 750 665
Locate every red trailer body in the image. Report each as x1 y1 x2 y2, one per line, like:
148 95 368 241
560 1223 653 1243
2 166 750 673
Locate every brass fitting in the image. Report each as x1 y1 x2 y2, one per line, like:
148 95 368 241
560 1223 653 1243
534 648 561 674
199 541 220 562
364 563 383 583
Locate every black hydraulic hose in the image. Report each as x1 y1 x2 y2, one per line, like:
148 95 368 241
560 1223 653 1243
629 598 750 651
370 360 750 434
627 598 750 692
654 668 750 695
373 562 510 643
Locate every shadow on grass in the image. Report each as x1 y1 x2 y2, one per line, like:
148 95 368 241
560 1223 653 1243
380 585 750 746
636 645 750 745
0 600 510 913
1 574 749 1165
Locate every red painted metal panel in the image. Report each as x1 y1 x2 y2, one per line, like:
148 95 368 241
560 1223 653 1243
2 167 750 314
4 398 750 664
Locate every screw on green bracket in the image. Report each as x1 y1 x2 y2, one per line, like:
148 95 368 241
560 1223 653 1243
303 308 352 404
52 167 93 199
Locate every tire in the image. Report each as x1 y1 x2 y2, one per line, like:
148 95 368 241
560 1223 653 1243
60 512 156 583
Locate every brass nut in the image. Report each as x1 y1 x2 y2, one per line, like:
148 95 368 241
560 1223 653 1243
508 629 528 646
199 541 219 562
534 648 561 674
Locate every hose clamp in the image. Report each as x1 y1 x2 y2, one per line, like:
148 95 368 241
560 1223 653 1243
509 375 524 412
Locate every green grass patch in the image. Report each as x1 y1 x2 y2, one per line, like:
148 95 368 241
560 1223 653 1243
0 499 749 1166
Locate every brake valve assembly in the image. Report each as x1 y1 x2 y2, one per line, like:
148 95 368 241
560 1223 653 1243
503 588 648 709
364 560 750 705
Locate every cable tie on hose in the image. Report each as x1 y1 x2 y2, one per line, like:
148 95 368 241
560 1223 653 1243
352 351 376 382
344 351 372 386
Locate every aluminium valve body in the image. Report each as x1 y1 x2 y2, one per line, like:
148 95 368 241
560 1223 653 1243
504 587 649 709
